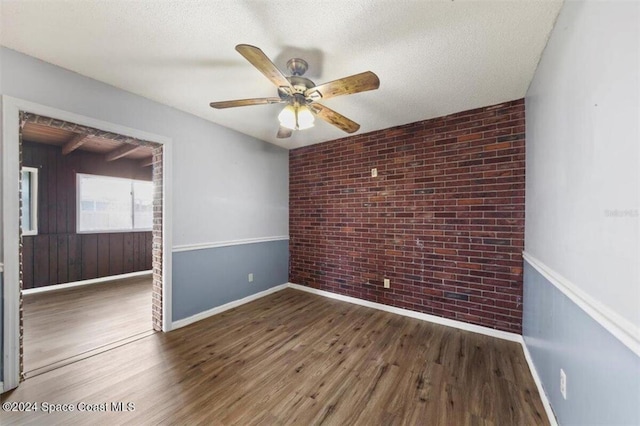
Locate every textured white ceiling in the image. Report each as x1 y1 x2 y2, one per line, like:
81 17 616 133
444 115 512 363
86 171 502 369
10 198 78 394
0 0 562 149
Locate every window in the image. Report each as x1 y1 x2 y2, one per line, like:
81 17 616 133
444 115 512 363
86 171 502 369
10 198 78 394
21 167 39 236
77 173 153 233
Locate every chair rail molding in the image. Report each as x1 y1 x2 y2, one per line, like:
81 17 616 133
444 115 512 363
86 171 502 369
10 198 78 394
172 236 289 252
523 251 640 357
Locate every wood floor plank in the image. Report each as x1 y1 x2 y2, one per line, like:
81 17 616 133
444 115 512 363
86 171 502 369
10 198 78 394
22 277 152 373
3 288 550 426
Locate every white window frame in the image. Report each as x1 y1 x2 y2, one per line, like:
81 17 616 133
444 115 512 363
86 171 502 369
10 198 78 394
76 173 153 234
21 166 39 236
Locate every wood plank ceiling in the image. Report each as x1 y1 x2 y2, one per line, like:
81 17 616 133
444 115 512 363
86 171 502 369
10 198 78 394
21 122 154 167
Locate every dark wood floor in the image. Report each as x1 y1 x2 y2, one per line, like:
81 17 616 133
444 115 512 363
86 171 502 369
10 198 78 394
3 288 549 425
23 277 153 374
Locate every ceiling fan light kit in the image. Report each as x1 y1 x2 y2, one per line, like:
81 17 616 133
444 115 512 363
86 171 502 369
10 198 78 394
278 104 314 130
210 44 380 139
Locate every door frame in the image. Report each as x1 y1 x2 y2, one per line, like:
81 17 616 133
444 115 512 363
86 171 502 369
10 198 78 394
1 95 174 391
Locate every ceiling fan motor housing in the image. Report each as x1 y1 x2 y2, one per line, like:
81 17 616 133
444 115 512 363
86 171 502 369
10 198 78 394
279 75 316 99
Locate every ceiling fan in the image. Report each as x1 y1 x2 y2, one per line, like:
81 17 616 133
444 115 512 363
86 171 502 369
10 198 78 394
209 44 380 139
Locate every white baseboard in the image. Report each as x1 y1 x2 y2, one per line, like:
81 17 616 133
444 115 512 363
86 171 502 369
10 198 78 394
166 280 556 426
22 270 152 295
520 337 558 426
170 281 521 342
287 283 521 343
287 282 556 425
171 283 289 330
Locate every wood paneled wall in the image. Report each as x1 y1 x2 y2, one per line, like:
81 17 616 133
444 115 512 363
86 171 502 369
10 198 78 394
22 141 152 289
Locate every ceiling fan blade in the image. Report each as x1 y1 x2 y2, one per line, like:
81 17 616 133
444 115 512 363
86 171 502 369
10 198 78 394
311 103 360 134
236 44 293 91
277 126 293 139
305 71 380 100
209 97 283 109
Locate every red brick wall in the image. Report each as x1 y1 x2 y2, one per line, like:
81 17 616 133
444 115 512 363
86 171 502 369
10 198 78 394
289 99 525 333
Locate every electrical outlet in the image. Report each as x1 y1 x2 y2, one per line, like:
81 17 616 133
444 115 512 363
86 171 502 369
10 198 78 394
248 273 254 283
560 368 567 400
383 278 390 288
371 168 378 177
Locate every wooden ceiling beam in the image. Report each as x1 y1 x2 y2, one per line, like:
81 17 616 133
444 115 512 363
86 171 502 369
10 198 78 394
61 133 89 155
139 157 154 168
105 144 140 162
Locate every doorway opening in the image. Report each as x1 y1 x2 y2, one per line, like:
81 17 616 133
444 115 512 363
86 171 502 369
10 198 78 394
17 112 164 378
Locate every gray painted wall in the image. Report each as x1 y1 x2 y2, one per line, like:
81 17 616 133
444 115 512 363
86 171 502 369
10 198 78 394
524 0 640 424
524 263 640 425
172 240 289 321
0 47 289 247
0 47 289 382
525 0 639 328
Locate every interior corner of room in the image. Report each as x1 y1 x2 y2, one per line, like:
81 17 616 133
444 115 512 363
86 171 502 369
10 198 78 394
1 0 638 425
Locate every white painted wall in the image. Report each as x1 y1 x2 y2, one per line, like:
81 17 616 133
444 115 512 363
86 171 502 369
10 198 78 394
0 47 289 248
525 0 639 328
